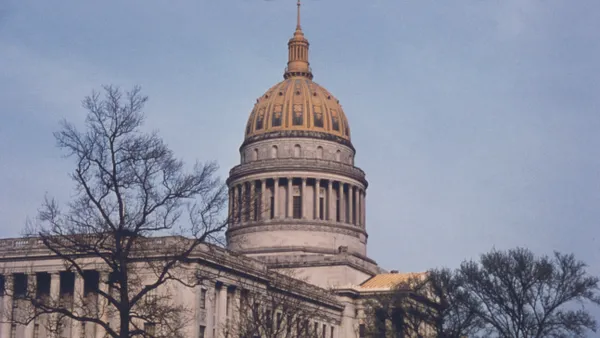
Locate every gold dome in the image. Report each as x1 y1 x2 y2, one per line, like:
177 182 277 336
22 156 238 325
243 0 351 145
244 78 351 142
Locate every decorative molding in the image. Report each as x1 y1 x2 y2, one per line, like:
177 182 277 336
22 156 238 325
227 219 367 239
242 130 355 151
227 158 367 186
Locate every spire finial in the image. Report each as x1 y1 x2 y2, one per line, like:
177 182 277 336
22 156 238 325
296 0 301 30
284 0 313 80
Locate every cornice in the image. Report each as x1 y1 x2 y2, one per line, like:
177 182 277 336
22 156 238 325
226 219 368 239
227 158 367 187
241 130 355 151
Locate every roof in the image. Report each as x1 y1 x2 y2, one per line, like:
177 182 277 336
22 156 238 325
358 272 427 291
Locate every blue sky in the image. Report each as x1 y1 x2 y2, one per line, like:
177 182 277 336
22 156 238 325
1 0 600 289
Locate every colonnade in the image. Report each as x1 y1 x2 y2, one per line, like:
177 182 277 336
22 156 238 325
204 280 337 338
0 271 109 338
228 177 366 227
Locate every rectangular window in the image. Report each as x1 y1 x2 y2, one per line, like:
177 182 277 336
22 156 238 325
277 312 282 330
331 326 335 338
266 310 273 329
293 196 302 219
359 324 366 338
352 198 357 224
323 324 327 338
314 322 318 335
198 325 206 338
200 289 206 309
254 199 259 221
336 199 340 222
144 323 156 337
319 197 325 220
270 196 275 219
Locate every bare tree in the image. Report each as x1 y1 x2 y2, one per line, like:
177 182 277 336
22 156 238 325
360 273 435 338
459 247 600 338
225 271 337 338
408 268 482 338
2 85 238 338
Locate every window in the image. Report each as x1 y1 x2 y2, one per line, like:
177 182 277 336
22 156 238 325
144 323 156 337
294 144 301 157
270 196 275 219
319 197 325 220
145 285 157 305
271 145 278 158
254 197 259 221
336 198 340 222
200 289 206 309
277 312 282 330
314 322 318 335
316 146 324 159
335 150 341 161
266 310 273 329
253 148 258 161
331 326 335 338
293 196 302 219
13 273 27 299
323 324 327 338
198 325 206 338
359 324 366 338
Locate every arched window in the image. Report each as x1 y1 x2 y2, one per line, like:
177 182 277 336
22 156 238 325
335 150 341 162
348 155 353 165
316 146 324 159
271 145 278 159
294 144 301 158
253 148 258 161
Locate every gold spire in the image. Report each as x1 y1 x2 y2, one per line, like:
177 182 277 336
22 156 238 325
296 0 301 30
284 0 313 79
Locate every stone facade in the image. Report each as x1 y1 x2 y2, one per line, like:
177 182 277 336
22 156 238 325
0 238 345 338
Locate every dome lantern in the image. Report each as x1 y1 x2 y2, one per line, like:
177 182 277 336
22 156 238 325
284 0 313 80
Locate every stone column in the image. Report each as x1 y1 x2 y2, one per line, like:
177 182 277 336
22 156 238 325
1 274 12 338
357 189 362 227
273 178 279 219
71 273 84 338
50 273 60 338
261 179 267 220
315 179 321 220
354 187 360 225
301 178 307 219
230 287 241 338
216 284 228 337
339 183 345 223
287 178 293 219
228 187 233 224
241 183 247 222
348 185 354 225
362 191 367 227
327 181 333 221
249 182 256 221
96 272 109 338
231 185 237 224
23 274 36 338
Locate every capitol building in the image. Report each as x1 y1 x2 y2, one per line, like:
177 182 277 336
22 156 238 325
0 3 420 338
